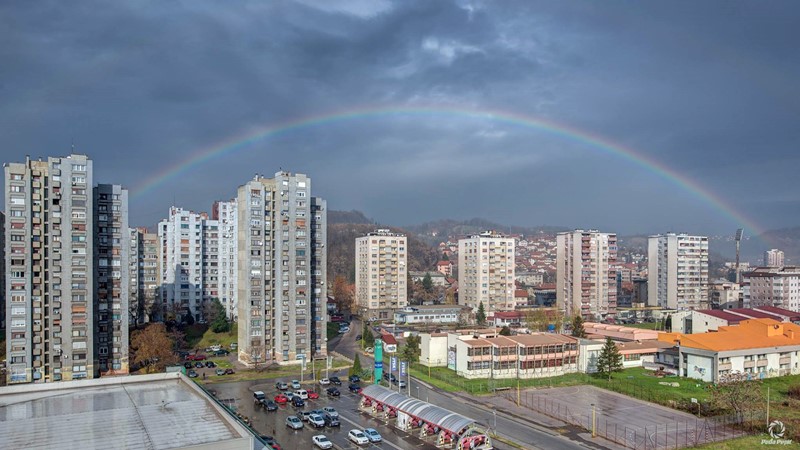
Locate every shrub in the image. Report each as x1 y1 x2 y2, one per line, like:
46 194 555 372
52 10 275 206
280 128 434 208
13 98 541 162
787 384 800 400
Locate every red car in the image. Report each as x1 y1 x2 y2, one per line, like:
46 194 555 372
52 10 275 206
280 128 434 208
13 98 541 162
274 394 288 404
193 354 207 361
307 390 320 400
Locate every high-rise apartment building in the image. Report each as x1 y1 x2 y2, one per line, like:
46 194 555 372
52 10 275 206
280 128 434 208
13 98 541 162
236 172 327 366
744 266 800 311
5 154 98 383
556 230 618 320
129 227 160 324
764 249 785 267
158 207 218 322
647 233 708 310
355 229 408 319
458 231 515 313
93 184 130 375
0 212 5 330
213 199 238 320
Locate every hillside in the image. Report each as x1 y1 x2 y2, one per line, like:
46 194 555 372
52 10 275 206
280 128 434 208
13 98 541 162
326 213 441 282
405 218 565 246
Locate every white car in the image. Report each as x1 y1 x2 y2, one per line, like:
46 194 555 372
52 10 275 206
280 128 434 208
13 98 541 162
319 378 331 385
285 416 303 430
308 413 326 428
291 380 302 390
348 429 369 445
365 347 374 354
363 428 382 443
322 406 338 419
295 389 309 400
312 435 333 449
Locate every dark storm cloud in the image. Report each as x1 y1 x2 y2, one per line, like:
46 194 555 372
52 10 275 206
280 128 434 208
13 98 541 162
1 0 799 234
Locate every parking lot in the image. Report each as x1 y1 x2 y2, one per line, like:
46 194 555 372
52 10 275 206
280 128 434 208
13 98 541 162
209 371 440 450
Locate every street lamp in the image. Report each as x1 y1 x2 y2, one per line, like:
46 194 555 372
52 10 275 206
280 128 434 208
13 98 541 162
590 403 596 438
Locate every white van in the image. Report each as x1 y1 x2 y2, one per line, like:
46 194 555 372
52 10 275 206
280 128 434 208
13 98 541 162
295 389 309 400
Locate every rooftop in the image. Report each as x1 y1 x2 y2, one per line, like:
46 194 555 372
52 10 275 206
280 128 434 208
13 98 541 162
0 373 253 450
695 309 745 323
660 319 800 352
755 306 800 320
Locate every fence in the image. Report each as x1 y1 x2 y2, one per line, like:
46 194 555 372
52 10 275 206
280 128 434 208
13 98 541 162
509 391 765 450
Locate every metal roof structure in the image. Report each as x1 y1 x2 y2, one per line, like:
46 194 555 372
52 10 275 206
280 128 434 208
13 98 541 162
0 372 254 450
361 384 475 434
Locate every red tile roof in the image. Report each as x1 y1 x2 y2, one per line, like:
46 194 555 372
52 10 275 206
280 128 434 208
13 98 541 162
380 333 398 345
755 306 800 320
727 308 783 320
697 310 744 323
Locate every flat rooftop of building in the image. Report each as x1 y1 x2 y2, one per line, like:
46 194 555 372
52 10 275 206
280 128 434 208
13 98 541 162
0 372 253 450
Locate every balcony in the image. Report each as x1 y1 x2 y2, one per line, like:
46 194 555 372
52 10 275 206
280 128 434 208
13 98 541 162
780 356 791 365
743 360 755 369
718 362 732 371
757 359 768 367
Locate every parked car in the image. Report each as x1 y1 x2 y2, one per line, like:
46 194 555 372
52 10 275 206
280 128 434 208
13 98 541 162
292 396 305 407
297 411 313 422
254 391 266 404
312 434 333 449
321 406 339 419
225 368 235 374
285 416 303 430
326 387 340 397
355 334 362 341
319 378 331 386
215 368 226 376
284 392 296 401
183 362 193 369
308 414 326 428
348 429 369 445
365 347 374 353
308 390 320 400
329 376 341 385
193 354 207 361
348 384 362 393
397 380 407 388
363 428 382 443
205 361 216 368
275 381 289 390
291 380 301 390
348 375 360 383
213 349 230 356
263 400 278 411
295 389 309 400
259 436 282 450
194 361 204 368
323 413 340 427
274 394 288 404
187 370 198 378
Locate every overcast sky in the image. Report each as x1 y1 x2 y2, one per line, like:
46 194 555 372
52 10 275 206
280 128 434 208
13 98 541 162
2 1 799 236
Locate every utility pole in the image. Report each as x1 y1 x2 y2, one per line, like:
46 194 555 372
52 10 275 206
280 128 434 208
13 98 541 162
591 403 596 438
767 386 770 427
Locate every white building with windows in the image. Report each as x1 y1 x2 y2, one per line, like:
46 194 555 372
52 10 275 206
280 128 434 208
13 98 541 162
458 231 515 313
743 266 800 311
355 230 407 320
212 200 238 320
648 233 709 310
556 230 618 320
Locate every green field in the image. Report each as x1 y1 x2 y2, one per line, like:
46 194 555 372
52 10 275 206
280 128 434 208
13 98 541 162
183 323 238 351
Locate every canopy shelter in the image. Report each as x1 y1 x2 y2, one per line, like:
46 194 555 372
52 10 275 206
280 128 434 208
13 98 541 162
361 384 475 435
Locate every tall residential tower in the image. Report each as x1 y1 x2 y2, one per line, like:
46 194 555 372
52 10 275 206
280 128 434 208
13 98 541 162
556 230 618 320
458 231 516 313
648 233 709 310
355 229 408 320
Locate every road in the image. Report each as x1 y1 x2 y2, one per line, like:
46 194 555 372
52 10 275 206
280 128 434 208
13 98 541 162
330 318 613 450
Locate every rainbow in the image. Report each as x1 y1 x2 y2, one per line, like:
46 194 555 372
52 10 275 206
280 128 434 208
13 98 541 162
131 105 763 236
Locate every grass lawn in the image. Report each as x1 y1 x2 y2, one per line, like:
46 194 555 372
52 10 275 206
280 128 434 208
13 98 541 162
327 322 340 341
198 357 352 385
689 435 774 449
187 323 238 351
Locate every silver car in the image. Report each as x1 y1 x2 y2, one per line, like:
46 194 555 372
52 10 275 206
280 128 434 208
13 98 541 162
285 416 303 430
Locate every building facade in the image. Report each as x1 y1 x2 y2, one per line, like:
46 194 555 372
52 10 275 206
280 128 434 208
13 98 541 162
648 233 709 310
458 231 515 313
393 305 469 325
764 249 785 267
93 184 130 375
235 172 327 366
212 200 238 320
158 207 218 322
556 230 618 320
0 212 4 331
5 155 97 383
744 266 800 311
709 278 741 309
355 229 408 319
129 227 160 323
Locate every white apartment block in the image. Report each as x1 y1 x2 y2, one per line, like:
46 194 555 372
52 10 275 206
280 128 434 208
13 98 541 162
5 155 130 383
213 200 238 320
764 249 785 267
93 184 130 375
129 227 160 324
648 233 709 310
556 230 618 320
355 229 407 320
458 231 515 313
129 228 140 324
158 207 218 322
236 172 327 366
744 266 800 311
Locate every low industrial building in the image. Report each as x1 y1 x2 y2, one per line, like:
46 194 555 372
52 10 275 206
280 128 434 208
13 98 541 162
660 319 800 383
583 322 661 342
670 307 800 334
393 305 470 325
0 372 255 450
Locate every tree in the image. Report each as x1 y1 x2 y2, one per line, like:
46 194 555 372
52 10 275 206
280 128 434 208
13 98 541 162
333 276 354 314
708 378 765 420
596 337 623 381
571 315 587 338
525 308 549 332
665 315 673 332
130 323 179 373
208 299 231 333
442 253 449 261
499 326 512 336
362 321 375 347
476 302 487 326
422 273 433 292
350 353 363 377
400 335 421 363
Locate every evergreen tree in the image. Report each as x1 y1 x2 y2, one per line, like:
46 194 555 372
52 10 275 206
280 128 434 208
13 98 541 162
665 315 672 332
571 315 587 338
401 335 421 363
362 321 375 347
350 353 363 377
596 337 623 381
499 326 512 336
422 273 433 292
476 302 487 326
442 253 449 261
